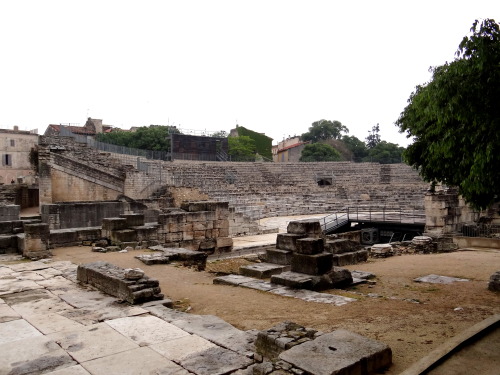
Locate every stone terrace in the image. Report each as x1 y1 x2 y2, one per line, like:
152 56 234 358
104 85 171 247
158 161 428 220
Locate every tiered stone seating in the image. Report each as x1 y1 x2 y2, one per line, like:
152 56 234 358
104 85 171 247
149 161 428 220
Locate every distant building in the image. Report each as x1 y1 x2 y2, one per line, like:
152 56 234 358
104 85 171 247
0 126 38 184
273 136 309 162
44 118 113 137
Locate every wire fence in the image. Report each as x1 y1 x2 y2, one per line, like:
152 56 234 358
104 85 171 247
457 223 500 238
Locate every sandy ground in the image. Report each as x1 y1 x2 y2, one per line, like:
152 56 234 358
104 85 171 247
51 246 500 374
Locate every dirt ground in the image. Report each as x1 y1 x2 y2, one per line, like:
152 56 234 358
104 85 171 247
51 246 500 374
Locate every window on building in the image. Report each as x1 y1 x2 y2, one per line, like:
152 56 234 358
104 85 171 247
10 139 15 147
2 154 12 166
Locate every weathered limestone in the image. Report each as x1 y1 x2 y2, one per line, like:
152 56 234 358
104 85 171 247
23 223 51 259
77 262 163 304
239 263 290 279
135 245 208 270
488 271 500 292
279 329 392 375
255 321 319 361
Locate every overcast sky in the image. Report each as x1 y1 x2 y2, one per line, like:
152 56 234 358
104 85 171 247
0 1 498 146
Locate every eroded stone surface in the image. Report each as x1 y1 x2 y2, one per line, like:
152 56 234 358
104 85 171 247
151 334 217 361
105 315 190 346
180 346 253 375
0 318 43 344
49 322 139 362
414 274 469 284
0 336 76 375
279 329 392 375
81 347 189 375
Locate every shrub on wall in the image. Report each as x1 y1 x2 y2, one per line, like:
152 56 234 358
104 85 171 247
234 126 272 161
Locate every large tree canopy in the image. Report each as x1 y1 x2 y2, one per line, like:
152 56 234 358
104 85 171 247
299 143 341 162
301 120 349 142
228 136 256 161
396 19 500 209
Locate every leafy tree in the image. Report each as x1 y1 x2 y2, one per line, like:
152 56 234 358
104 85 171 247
363 141 404 164
396 19 500 209
228 136 256 161
341 135 369 161
211 130 228 138
366 124 381 148
301 120 349 143
299 143 341 162
96 125 179 151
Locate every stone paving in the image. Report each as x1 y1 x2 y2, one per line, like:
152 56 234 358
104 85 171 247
0 258 255 375
213 274 356 306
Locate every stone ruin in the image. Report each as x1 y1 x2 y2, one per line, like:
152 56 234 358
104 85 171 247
77 261 164 304
239 219 366 291
1 200 233 265
74 259 392 375
253 321 392 375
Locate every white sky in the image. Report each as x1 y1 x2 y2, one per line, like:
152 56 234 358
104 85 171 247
0 1 498 146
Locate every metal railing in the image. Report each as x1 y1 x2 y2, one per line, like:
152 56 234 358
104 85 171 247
320 206 426 234
457 223 500 238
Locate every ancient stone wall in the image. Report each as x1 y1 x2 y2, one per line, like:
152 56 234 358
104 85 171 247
424 189 477 234
39 136 429 229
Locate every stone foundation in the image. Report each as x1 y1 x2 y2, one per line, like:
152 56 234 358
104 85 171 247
77 261 164 304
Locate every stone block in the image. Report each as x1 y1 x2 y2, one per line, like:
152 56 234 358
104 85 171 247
270 272 313 289
77 262 163 304
255 321 317 361
286 220 322 236
219 228 229 237
120 213 145 227
276 233 306 251
279 329 392 375
239 263 290 279
325 239 361 254
488 271 500 292
111 229 137 243
23 223 50 259
157 213 186 226
266 249 293 265
102 218 127 231
214 220 229 229
216 237 233 248
164 232 183 242
291 253 333 275
296 238 324 255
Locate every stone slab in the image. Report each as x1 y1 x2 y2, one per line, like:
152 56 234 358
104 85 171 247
145 305 256 356
239 262 290 279
291 252 333 275
0 303 22 322
0 318 43 344
351 270 376 280
105 315 190 346
46 365 91 375
0 277 44 295
271 271 314 289
213 274 256 286
59 289 148 325
7 261 54 272
279 329 392 375
151 334 217 361
23 311 85 334
270 287 356 306
81 346 189 375
7 289 75 316
296 237 324 255
48 322 139 363
414 274 469 284
180 346 253 375
265 248 293 265
0 335 77 375
240 280 280 292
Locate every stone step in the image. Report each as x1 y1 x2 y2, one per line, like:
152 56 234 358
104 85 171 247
270 271 313 289
239 262 290 279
